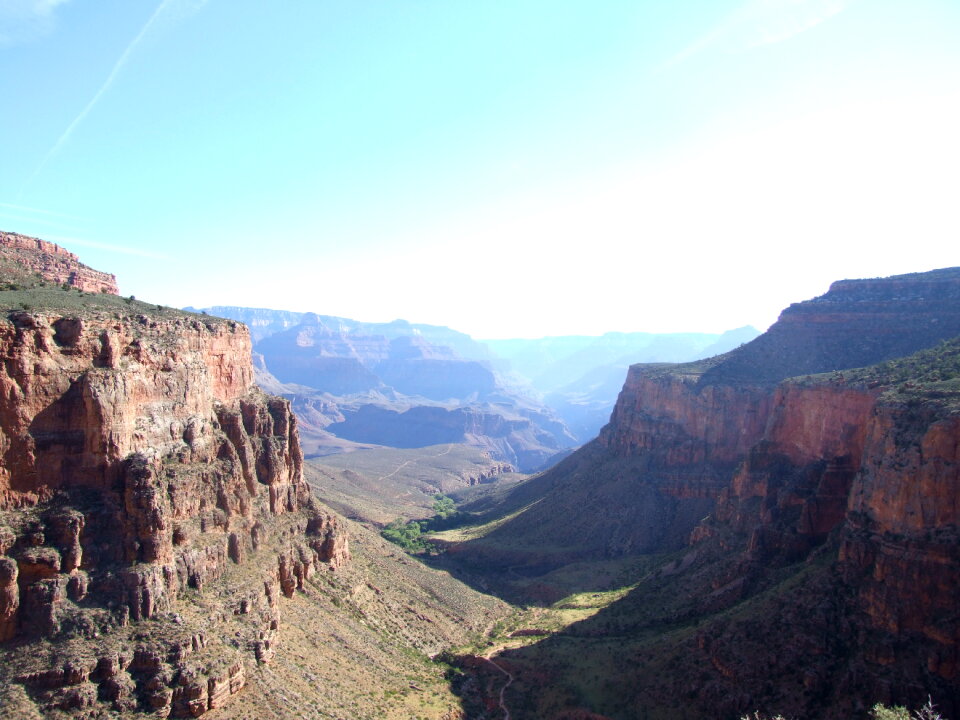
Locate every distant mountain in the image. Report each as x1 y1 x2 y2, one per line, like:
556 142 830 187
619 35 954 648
486 326 760 441
194 306 495 361
183 305 304 342
200 306 760 461
256 313 498 401
201 307 575 471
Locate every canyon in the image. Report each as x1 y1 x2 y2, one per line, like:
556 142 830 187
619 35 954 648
199 307 756 474
0 235 505 719
439 268 960 718
3 229 960 719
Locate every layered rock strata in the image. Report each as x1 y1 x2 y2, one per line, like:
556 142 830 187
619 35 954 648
680 349 960 717
0 231 119 294
483 268 960 559
456 268 960 715
0 303 348 717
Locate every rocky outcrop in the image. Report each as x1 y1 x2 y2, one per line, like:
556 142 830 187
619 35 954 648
0 231 119 294
673 358 960 717
0 300 348 717
585 268 960 558
699 267 960 387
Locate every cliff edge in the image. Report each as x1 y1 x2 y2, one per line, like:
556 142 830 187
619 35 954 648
0 240 349 717
0 231 119 295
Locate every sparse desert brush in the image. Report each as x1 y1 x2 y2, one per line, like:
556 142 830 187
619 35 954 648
742 699 944 720
870 699 944 720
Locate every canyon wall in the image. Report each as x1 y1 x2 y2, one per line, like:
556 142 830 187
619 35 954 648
459 268 960 716
0 301 349 717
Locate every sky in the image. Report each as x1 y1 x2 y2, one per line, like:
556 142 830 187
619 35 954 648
1 0 959 339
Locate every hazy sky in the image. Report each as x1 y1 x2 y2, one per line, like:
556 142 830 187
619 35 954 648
2 0 958 339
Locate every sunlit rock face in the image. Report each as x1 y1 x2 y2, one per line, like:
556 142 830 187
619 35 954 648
0 293 348 717
459 268 960 717
0 231 119 294
595 267 960 556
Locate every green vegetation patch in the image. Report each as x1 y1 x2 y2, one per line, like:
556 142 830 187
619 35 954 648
790 336 960 409
0 280 232 325
381 518 433 553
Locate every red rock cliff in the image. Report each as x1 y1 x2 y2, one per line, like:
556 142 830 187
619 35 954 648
601 366 773 466
0 302 348 717
0 231 119 294
839 394 960 683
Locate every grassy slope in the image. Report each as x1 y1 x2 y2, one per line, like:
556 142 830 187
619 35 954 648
213 518 510 720
307 444 524 525
0 269 515 719
0 273 223 324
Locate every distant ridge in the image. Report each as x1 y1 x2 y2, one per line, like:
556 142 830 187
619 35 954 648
0 229 118 294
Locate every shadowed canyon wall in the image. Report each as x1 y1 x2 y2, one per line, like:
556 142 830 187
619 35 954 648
456 268 960 717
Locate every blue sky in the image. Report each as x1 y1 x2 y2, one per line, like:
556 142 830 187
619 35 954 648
2 0 959 339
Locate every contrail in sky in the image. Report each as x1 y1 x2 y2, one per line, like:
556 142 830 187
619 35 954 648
21 0 173 193
0 201 88 220
656 0 852 73
44 234 171 260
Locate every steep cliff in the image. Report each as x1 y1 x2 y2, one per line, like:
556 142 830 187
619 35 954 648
668 342 960 718
446 268 960 718
0 283 349 716
468 268 960 562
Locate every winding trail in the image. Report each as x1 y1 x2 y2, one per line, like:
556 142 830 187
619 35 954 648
482 654 514 720
433 443 454 457
374 444 454 482
375 459 413 483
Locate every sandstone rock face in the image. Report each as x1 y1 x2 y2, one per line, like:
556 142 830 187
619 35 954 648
0 231 119 294
0 304 348 717
591 268 960 558
601 369 773 466
674 370 960 717
460 268 960 716
839 399 960 684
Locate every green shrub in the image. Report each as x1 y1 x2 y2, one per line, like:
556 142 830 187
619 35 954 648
432 494 456 518
743 700 943 720
871 700 942 720
381 519 432 553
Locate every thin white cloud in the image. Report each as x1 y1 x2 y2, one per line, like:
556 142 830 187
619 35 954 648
22 0 209 190
23 0 172 187
0 211 82 232
0 202 88 221
0 0 71 46
748 0 849 47
659 0 852 71
44 234 170 260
